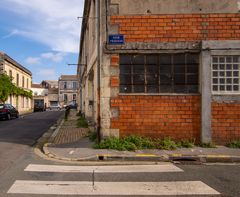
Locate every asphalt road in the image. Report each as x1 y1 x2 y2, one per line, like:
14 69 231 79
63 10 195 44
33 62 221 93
0 111 239 197
0 111 63 175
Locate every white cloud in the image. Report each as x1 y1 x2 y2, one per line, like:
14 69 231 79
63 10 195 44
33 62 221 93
41 52 65 62
0 0 83 53
25 57 40 64
38 69 56 79
2 29 20 39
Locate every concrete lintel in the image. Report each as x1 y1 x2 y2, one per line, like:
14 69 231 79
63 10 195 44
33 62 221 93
202 40 240 50
201 50 212 143
212 95 240 103
104 42 200 54
115 0 239 15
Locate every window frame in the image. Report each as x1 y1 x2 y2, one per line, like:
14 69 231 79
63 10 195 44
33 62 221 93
211 55 240 95
119 53 200 95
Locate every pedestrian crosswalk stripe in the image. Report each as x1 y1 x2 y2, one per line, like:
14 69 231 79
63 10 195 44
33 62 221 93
24 164 183 173
8 180 220 195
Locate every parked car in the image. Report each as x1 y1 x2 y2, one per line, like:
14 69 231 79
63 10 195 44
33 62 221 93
34 99 45 112
0 104 19 120
65 103 78 109
48 104 61 111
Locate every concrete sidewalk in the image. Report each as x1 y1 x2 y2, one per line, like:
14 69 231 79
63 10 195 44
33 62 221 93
42 109 240 163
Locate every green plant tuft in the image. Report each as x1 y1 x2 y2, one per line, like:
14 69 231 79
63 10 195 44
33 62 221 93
155 137 178 150
226 140 240 148
178 140 195 148
76 116 88 128
199 142 216 148
88 130 98 142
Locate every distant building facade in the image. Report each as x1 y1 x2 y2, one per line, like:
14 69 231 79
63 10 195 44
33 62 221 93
58 75 79 107
41 80 59 107
31 84 48 109
78 0 240 145
0 52 32 114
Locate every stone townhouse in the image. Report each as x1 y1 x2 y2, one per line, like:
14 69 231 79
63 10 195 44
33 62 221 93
78 0 240 144
0 52 32 114
58 75 79 107
41 80 59 108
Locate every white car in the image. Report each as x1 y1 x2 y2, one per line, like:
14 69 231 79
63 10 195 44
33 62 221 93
48 104 61 111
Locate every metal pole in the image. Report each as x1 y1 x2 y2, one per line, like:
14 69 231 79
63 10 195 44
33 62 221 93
96 0 101 143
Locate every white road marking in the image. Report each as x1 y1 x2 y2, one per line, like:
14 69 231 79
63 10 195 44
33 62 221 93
8 180 220 195
24 164 183 173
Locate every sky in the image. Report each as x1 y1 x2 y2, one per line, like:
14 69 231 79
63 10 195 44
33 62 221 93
0 0 84 83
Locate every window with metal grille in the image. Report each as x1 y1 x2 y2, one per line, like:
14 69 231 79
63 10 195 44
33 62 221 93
119 54 199 93
212 56 240 94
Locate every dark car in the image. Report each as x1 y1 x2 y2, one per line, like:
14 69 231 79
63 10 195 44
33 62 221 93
34 103 45 112
34 99 45 112
66 103 78 109
0 104 19 120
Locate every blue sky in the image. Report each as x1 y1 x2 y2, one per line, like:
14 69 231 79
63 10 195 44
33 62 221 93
0 0 84 83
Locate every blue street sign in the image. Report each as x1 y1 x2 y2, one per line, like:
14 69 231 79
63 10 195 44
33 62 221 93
108 34 124 45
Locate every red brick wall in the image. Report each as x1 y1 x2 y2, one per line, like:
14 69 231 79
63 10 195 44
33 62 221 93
212 103 240 144
111 95 200 141
111 14 240 42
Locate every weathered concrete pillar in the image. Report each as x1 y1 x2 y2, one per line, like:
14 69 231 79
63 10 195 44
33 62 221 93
201 50 212 143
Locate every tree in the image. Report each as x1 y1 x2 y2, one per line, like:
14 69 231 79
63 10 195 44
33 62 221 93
0 73 32 103
0 73 13 103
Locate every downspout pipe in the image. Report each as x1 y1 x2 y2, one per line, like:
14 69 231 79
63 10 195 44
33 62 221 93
96 0 101 143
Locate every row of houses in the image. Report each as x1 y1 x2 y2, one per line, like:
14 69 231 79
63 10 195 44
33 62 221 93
32 76 79 109
76 0 240 145
0 52 79 113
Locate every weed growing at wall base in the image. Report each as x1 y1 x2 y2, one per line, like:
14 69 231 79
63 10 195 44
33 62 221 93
226 140 240 148
76 116 88 128
95 136 196 151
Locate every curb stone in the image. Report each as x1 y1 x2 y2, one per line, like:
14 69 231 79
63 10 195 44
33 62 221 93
43 143 98 161
42 144 240 163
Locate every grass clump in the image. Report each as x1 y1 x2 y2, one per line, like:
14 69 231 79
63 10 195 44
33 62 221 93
199 142 216 148
178 140 195 148
95 135 154 151
76 116 88 128
95 135 195 151
226 140 240 148
95 137 137 151
88 130 98 142
155 137 178 150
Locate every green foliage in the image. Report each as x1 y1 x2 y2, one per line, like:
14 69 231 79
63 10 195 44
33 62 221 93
178 140 195 148
95 137 137 151
199 142 216 148
95 135 195 151
123 135 155 149
88 130 98 142
76 116 88 128
0 74 13 102
0 73 32 103
226 140 240 148
155 137 178 150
